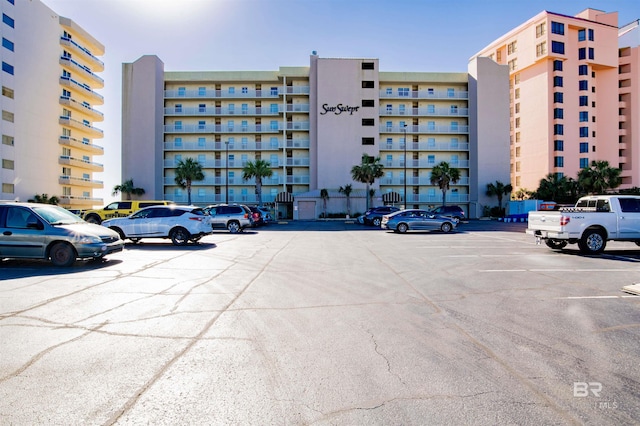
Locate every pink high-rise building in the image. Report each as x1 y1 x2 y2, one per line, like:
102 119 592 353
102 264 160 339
471 9 622 193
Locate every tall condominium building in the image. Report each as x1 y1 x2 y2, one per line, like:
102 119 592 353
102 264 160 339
471 8 622 193
619 19 640 187
0 0 105 208
122 54 509 219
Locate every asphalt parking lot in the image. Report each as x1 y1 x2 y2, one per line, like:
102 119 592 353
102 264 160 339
1 220 639 425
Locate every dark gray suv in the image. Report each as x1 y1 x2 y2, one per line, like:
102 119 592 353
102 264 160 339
204 204 254 233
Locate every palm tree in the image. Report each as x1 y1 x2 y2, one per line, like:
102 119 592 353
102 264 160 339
32 194 60 205
486 180 513 216
112 179 145 200
320 188 329 218
514 188 532 201
242 159 273 206
174 158 205 205
351 154 385 211
429 161 460 206
534 173 571 203
577 160 622 195
338 184 353 218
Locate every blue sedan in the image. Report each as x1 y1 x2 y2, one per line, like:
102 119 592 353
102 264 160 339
381 209 457 234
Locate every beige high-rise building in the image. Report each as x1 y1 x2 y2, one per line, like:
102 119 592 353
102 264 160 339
619 19 640 188
471 8 622 193
0 0 105 208
121 54 509 219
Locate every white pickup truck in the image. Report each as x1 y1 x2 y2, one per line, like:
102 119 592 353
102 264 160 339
526 195 640 254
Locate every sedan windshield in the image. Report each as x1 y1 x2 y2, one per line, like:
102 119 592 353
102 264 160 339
33 205 84 225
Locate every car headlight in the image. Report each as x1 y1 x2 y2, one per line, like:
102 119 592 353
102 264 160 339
77 236 103 244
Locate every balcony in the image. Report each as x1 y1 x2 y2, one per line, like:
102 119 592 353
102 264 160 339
165 88 281 99
164 123 283 133
285 121 310 131
164 193 279 205
284 86 310 95
380 124 469 134
380 177 470 186
59 76 104 104
59 36 104 72
380 90 468 100
59 155 104 172
285 157 310 166
59 116 104 138
285 139 310 148
59 135 104 155
381 141 469 151
59 56 104 87
59 195 103 207
59 96 104 121
403 193 469 204
286 175 310 184
380 107 469 117
58 175 103 188
165 106 282 116
383 159 469 169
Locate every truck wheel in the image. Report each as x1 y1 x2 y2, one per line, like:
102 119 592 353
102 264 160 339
85 214 101 224
578 230 606 254
545 239 567 250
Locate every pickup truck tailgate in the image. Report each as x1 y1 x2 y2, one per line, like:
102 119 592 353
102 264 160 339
527 211 564 232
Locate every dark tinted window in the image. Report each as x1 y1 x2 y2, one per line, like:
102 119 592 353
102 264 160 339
140 202 165 208
118 202 132 209
619 198 640 212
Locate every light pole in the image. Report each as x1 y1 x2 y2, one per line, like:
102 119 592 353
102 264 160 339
402 124 407 209
225 140 229 204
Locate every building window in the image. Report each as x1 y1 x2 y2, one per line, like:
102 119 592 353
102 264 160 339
554 156 564 167
2 61 13 75
588 48 594 60
174 137 182 147
579 96 588 106
2 183 14 193
536 42 546 57
579 48 586 60
508 41 517 55
579 158 589 168
508 59 517 71
2 37 13 52
579 127 589 137
578 29 586 41
579 80 588 91
2 86 13 98
2 159 14 169
514 118 520 128
553 92 563 103
551 41 565 55
2 134 13 146
551 21 564 35
554 124 564 135
578 65 588 75
398 88 409 97
362 62 374 70
385 88 393 95
496 50 502 62
579 111 588 122
553 76 563 87
536 22 546 37
362 99 374 107
554 140 564 151
588 29 594 41
515 103 520 113
553 60 563 71
2 110 14 122
362 81 375 89
362 118 374 126
580 142 589 153
362 137 374 145
554 108 563 119
2 13 14 28
515 88 520 99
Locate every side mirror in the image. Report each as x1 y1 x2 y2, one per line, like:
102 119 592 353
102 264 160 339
27 220 44 230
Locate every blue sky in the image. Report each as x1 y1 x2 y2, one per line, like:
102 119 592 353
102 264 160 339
40 0 640 202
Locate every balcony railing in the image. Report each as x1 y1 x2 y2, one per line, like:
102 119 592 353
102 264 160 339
165 106 281 116
60 36 104 71
381 141 469 151
380 177 470 186
165 88 281 99
59 56 104 86
59 76 104 103
59 135 104 154
60 96 104 120
59 116 104 137
59 175 103 187
383 160 469 169
164 123 284 133
59 155 104 171
380 90 468 99
381 124 469 134
380 107 469 117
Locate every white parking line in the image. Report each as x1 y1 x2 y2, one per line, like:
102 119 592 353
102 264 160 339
556 295 638 299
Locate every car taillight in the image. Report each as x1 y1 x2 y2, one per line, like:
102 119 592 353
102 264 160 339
560 216 570 226
244 213 249 218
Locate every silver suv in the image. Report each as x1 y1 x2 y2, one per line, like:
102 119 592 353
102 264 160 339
204 204 254 233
